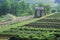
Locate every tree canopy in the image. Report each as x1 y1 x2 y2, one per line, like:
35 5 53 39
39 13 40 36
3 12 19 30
0 0 34 16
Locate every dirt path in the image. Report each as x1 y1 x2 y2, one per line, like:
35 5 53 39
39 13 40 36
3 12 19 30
0 15 34 26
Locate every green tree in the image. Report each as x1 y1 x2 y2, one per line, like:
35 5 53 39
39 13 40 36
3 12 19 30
57 4 60 12
9 0 18 16
39 3 51 15
0 0 35 16
0 0 9 16
44 5 51 15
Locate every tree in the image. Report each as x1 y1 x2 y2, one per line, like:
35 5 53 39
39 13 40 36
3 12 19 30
0 0 35 16
0 0 9 16
38 3 51 15
44 5 51 15
9 0 18 16
39 3 44 7
56 4 60 12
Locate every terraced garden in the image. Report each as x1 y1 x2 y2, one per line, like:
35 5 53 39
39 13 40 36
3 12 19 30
25 19 60 28
0 13 59 40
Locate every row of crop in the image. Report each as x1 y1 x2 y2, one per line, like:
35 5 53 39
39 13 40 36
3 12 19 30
25 24 60 28
2 26 60 34
27 22 60 25
1 31 56 40
37 19 60 22
11 26 60 31
1 22 60 29
34 22 60 24
24 18 60 28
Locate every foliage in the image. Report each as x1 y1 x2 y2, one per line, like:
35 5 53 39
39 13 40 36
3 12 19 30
0 0 34 16
0 0 52 17
39 3 51 15
56 4 60 12
44 5 51 15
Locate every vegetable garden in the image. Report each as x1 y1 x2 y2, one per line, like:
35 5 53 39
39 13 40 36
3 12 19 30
0 13 60 40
